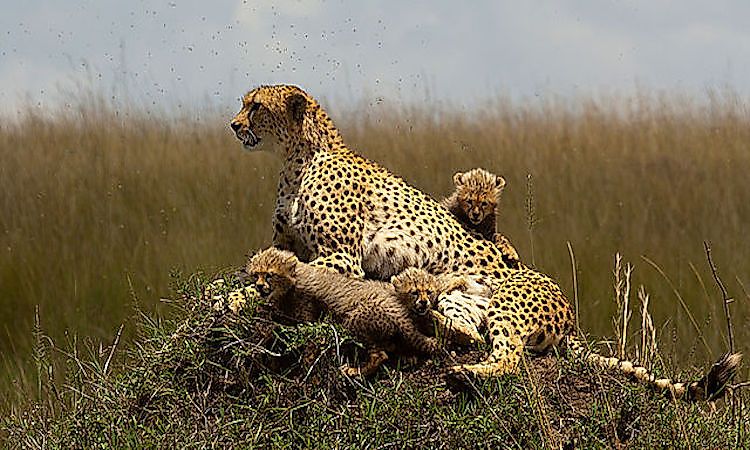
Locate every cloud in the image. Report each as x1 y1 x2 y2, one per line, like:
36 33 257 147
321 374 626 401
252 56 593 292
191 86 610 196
1 0 749 116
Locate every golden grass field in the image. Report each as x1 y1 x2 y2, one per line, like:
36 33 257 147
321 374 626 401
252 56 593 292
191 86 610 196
1 89 748 401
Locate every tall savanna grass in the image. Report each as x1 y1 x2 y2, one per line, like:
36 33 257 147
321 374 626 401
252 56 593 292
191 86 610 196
1 89 748 404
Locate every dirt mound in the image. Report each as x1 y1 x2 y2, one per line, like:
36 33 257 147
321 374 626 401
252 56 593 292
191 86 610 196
3 274 741 448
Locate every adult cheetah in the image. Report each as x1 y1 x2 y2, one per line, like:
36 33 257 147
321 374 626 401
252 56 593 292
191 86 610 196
230 84 508 347
229 84 740 399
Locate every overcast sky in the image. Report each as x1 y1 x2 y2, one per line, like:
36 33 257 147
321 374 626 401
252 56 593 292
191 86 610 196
1 0 748 116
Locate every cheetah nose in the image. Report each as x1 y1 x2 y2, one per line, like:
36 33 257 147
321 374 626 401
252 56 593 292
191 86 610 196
230 121 242 132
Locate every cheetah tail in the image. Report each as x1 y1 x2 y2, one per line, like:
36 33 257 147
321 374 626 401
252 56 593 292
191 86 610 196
567 338 742 402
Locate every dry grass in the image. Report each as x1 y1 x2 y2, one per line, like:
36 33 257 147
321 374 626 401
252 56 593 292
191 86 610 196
1 88 749 404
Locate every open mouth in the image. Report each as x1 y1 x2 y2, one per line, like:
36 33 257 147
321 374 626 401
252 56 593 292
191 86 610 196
240 129 261 149
414 306 429 316
253 283 271 298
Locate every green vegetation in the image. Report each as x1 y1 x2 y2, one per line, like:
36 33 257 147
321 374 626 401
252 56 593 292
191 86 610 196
3 271 746 448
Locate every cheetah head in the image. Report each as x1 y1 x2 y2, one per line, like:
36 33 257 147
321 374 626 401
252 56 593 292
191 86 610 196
245 247 298 301
391 268 439 316
453 168 506 225
230 84 312 152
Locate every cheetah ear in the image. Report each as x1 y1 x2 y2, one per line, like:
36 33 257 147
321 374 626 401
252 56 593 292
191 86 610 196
286 93 307 125
453 171 464 187
495 176 506 191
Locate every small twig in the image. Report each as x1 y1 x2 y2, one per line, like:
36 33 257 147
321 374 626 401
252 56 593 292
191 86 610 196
612 254 633 359
732 381 750 389
637 285 657 368
329 323 342 366
621 263 633 359
303 343 334 383
103 324 124 377
704 241 739 426
703 241 735 354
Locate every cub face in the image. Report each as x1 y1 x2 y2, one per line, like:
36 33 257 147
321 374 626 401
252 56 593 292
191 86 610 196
391 268 440 316
457 192 495 225
245 247 299 301
452 169 506 225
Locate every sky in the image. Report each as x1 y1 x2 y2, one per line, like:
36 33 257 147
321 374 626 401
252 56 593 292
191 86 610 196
1 0 749 116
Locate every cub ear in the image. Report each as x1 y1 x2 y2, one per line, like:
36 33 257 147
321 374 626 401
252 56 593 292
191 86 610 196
495 176 506 191
282 253 299 269
453 171 465 187
286 93 308 125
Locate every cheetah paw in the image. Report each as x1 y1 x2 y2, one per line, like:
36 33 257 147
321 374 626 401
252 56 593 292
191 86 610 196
449 362 512 379
432 312 485 345
339 364 362 378
226 285 260 313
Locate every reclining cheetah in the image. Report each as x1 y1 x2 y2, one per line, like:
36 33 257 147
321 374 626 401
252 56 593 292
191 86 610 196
229 84 740 399
441 168 520 263
246 247 439 376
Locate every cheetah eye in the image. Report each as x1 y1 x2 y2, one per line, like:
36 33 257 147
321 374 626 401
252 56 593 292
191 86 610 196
411 290 420 297
248 102 261 120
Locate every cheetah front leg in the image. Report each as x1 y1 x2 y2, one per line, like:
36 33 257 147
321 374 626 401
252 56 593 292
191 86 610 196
341 349 389 377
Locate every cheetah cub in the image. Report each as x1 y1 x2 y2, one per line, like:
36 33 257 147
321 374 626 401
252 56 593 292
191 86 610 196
441 168 520 262
391 267 469 317
391 267 491 344
246 247 440 376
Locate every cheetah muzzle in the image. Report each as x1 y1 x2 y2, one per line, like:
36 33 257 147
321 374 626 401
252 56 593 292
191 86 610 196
230 107 261 149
